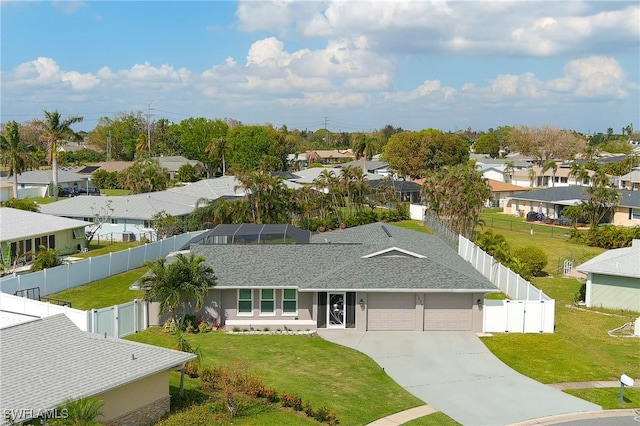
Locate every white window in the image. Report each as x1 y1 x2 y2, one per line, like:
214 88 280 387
631 209 640 220
282 289 298 315
238 289 253 315
260 289 275 315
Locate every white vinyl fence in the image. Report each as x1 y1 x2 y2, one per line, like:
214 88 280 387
0 291 147 339
0 231 206 296
458 235 555 333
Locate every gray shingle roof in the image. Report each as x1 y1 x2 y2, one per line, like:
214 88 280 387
576 240 640 278
0 315 194 422
508 186 640 208
192 223 497 292
0 170 86 185
0 207 88 242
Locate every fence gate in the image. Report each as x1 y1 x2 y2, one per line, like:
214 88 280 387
563 259 573 275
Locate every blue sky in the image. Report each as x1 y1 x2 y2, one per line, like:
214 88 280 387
1 1 638 134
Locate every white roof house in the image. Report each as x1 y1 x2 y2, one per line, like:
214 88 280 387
0 314 194 425
0 170 89 199
0 207 88 243
576 240 640 312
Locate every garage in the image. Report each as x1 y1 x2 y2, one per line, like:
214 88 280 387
367 293 416 331
424 293 473 331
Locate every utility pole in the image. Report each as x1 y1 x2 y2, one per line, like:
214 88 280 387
324 117 329 146
147 103 152 156
107 130 111 161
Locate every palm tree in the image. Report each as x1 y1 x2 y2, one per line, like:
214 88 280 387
39 110 83 201
30 246 62 272
56 397 104 426
0 121 38 199
542 159 559 187
353 133 376 174
142 252 217 326
569 161 590 186
206 137 229 176
528 168 537 188
503 160 515 183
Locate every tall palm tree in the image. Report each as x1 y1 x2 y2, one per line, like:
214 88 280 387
503 160 515 183
206 137 229 176
353 133 376 174
142 253 216 326
0 121 38 199
39 110 83 201
528 168 537 188
569 161 590 186
542 159 559 187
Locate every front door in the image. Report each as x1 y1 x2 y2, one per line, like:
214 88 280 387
328 293 345 328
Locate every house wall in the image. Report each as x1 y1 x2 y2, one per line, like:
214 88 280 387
588 273 640 312
0 227 87 267
217 289 314 330
98 371 170 426
612 207 640 227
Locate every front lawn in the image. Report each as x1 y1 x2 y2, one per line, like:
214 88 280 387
127 328 424 425
480 276 640 385
47 267 146 310
565 388 640 409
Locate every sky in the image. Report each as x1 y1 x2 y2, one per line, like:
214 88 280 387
1 1 639 134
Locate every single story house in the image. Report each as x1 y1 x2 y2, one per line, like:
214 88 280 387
161 223 498 332
503 186 640 227
38 191 202 242
486 179 530 208
154 156 202 181
0 314 194 425
0 170 89 199
335 159 393 177
617 168 640 191
576 240 640 312
0 207 88 269
368 179 422 203
306 149 356 165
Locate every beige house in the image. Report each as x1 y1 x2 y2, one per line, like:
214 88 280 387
486 179 529 208
0 207 88 270
306 149 356 165
0 314 194 425
511 166 595 189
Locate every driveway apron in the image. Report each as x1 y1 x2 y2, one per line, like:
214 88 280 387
318 330 601 426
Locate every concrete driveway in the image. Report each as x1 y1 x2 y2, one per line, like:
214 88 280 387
318 330 601 426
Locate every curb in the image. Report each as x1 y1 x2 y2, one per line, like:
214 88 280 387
508 409 640 426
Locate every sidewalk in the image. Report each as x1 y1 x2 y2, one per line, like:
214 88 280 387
365 405 437 426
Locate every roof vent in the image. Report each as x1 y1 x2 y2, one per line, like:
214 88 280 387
381 225 392 237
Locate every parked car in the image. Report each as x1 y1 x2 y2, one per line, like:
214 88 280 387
78 187 101 196
58 187 79 197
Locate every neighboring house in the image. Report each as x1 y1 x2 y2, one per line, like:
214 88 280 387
0 182 12 202
0 207 87 268
306 149 356 165
617 168 640 191
335 160 393 177
153 156 202 181
286 167 384 186
486 179 530 208
0 314 194 426
511 165 595 189
161 223 498 332
503 186 640 227
77 161 134 175
576 240 640 312
39 191 201 242
368 179 422 203
0 170 89 199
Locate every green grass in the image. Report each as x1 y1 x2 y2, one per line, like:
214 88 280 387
73 241 142 259
392 219 431 234
102 189 130 196
480 276 640 386
565 388 640 409
127 328 424 425
47 267 146 309
403 412 461 426
479 211 605 273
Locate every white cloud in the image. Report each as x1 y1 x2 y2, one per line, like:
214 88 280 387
237 1 639 57
52 1 87 15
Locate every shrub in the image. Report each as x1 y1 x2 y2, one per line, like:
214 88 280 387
185 319 196 334
512 246 548 277
198 321 209 333
163 320 177 334
183 360 199 378
574 283 587 304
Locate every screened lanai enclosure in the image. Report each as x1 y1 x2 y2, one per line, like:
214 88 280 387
183 224 311 247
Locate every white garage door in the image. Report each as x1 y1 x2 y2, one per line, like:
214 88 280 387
368 293 416 331
424 293 473 331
